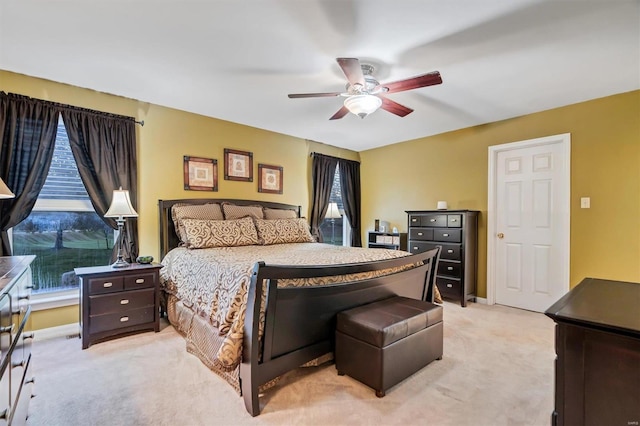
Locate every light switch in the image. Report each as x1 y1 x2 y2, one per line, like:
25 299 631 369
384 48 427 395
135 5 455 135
580 197 590 209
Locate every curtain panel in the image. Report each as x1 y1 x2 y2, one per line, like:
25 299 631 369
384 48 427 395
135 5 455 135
61 110 139 263
338 159 362 247
309 154 339 242
0 93 59 256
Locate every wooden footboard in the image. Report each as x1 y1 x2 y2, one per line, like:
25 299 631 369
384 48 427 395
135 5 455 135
240 248 440 416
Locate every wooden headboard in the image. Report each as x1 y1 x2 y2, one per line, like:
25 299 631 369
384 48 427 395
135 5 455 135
158 198 302 259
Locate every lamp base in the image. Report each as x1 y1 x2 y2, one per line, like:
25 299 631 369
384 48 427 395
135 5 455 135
111 258 130 269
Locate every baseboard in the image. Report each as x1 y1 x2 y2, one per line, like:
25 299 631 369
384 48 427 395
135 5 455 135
35 323 80 341
475 297 488 305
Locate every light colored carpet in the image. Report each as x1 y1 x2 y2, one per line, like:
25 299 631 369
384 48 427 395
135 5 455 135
26 302 555 426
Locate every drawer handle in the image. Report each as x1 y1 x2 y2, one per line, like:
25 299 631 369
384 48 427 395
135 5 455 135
443 233 449 237
18 294 30 301
103 282 113 288
413 247 418 250
430 219 436 222
12 359 25 368
23 332 34 341
447 266 454 271
412 218 418 222
0 408 7 420
120 316 129 322
447 284 453 288
0 324 14 334
26 285 34 290
451 219 457 222
417 232 423 236
447 249 454 253
135 278 145 284
25 377 35 385
120 299 130 305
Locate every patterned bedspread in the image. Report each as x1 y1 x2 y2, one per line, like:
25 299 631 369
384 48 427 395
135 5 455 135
160 243 411 370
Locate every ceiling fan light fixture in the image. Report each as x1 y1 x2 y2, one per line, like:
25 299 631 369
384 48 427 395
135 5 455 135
343 95 382 118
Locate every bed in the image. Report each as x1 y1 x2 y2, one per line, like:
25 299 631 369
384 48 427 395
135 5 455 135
158 198 440 416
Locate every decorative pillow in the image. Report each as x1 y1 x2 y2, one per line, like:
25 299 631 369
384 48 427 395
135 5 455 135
221 203 265 220
181 217 259 249
264 207 298 220
172 203 224 243
254 218 314 245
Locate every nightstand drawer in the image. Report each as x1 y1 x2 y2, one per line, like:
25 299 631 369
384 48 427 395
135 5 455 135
438 261 462 278
434 229 461 243
409 228 434 241
89 307 155 334
88 276 124 294
124 272 155 290
89 288 155 316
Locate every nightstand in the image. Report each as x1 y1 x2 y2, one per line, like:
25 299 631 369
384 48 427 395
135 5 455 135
74 263 162 349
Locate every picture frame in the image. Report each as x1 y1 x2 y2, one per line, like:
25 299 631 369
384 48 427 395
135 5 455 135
183 156 218 191
258 164 283 194
224 148 253 182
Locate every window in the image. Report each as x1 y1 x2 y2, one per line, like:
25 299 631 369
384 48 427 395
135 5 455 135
319 165 351 246
12 119 114 293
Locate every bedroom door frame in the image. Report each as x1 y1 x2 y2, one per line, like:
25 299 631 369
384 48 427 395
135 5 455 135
486 133 571 310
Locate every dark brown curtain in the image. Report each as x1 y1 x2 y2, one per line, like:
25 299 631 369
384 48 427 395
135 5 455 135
309 154 339 242
0 93 59 255
339 159 362 247
61 110 139 263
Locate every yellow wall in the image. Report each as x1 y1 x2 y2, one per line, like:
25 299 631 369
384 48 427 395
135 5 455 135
360 90 640 298
3 70 639 327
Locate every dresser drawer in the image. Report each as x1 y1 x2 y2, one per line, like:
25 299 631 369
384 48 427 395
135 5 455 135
89 288 155 316
434 229 461 243
439 244 462 261
438 261 462 278
437 277 461 297
447 214 462 227
409 228 433 241
408 241 434 254
88 276 124 294
124 272 156 290
421 214 448 227
89 306 155 334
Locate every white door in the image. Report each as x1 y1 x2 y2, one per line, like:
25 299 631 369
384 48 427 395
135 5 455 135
488 134 570 312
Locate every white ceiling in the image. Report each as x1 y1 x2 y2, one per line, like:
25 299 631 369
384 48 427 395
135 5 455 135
1 0 638 152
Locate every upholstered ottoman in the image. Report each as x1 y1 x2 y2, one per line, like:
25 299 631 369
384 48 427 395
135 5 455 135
335 296 443 397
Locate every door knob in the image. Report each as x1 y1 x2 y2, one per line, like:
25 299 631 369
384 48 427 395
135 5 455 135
497 233 504 239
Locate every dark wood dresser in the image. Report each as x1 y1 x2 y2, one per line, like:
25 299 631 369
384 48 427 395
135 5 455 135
0 256 35 425
406 210 478 306
75 263 162 349
545 277 640 426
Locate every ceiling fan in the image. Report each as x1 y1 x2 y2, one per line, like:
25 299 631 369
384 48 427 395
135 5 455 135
288 57 442 120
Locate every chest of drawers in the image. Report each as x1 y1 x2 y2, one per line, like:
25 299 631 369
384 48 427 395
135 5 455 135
406 210 478 306
0 256 35 426
75 263 162 349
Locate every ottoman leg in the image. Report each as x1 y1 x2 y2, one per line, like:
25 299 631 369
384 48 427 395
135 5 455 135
337 371 345 376
376 390 385 398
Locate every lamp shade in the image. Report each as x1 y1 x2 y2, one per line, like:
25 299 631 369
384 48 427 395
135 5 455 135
0 178 15 199
343 95 382 118
325 202 342 219
104 188 138 218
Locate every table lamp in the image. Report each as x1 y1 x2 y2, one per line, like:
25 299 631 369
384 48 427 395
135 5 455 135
104 187 138 268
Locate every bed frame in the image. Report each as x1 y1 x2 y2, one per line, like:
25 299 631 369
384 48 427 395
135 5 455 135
158 198 440 416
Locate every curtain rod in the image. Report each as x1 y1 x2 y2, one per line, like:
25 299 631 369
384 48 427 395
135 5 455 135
3 92 144 126
309 152 360 163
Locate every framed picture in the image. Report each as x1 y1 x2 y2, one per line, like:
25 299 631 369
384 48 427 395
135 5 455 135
183 156 218 191
258 164 283 194
224 148 253 182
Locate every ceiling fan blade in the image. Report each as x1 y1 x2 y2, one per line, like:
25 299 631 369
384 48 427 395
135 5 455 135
380 97 414 117
329 106 350 120
288 92 342 98
380 71 442 94
336 58 365 87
